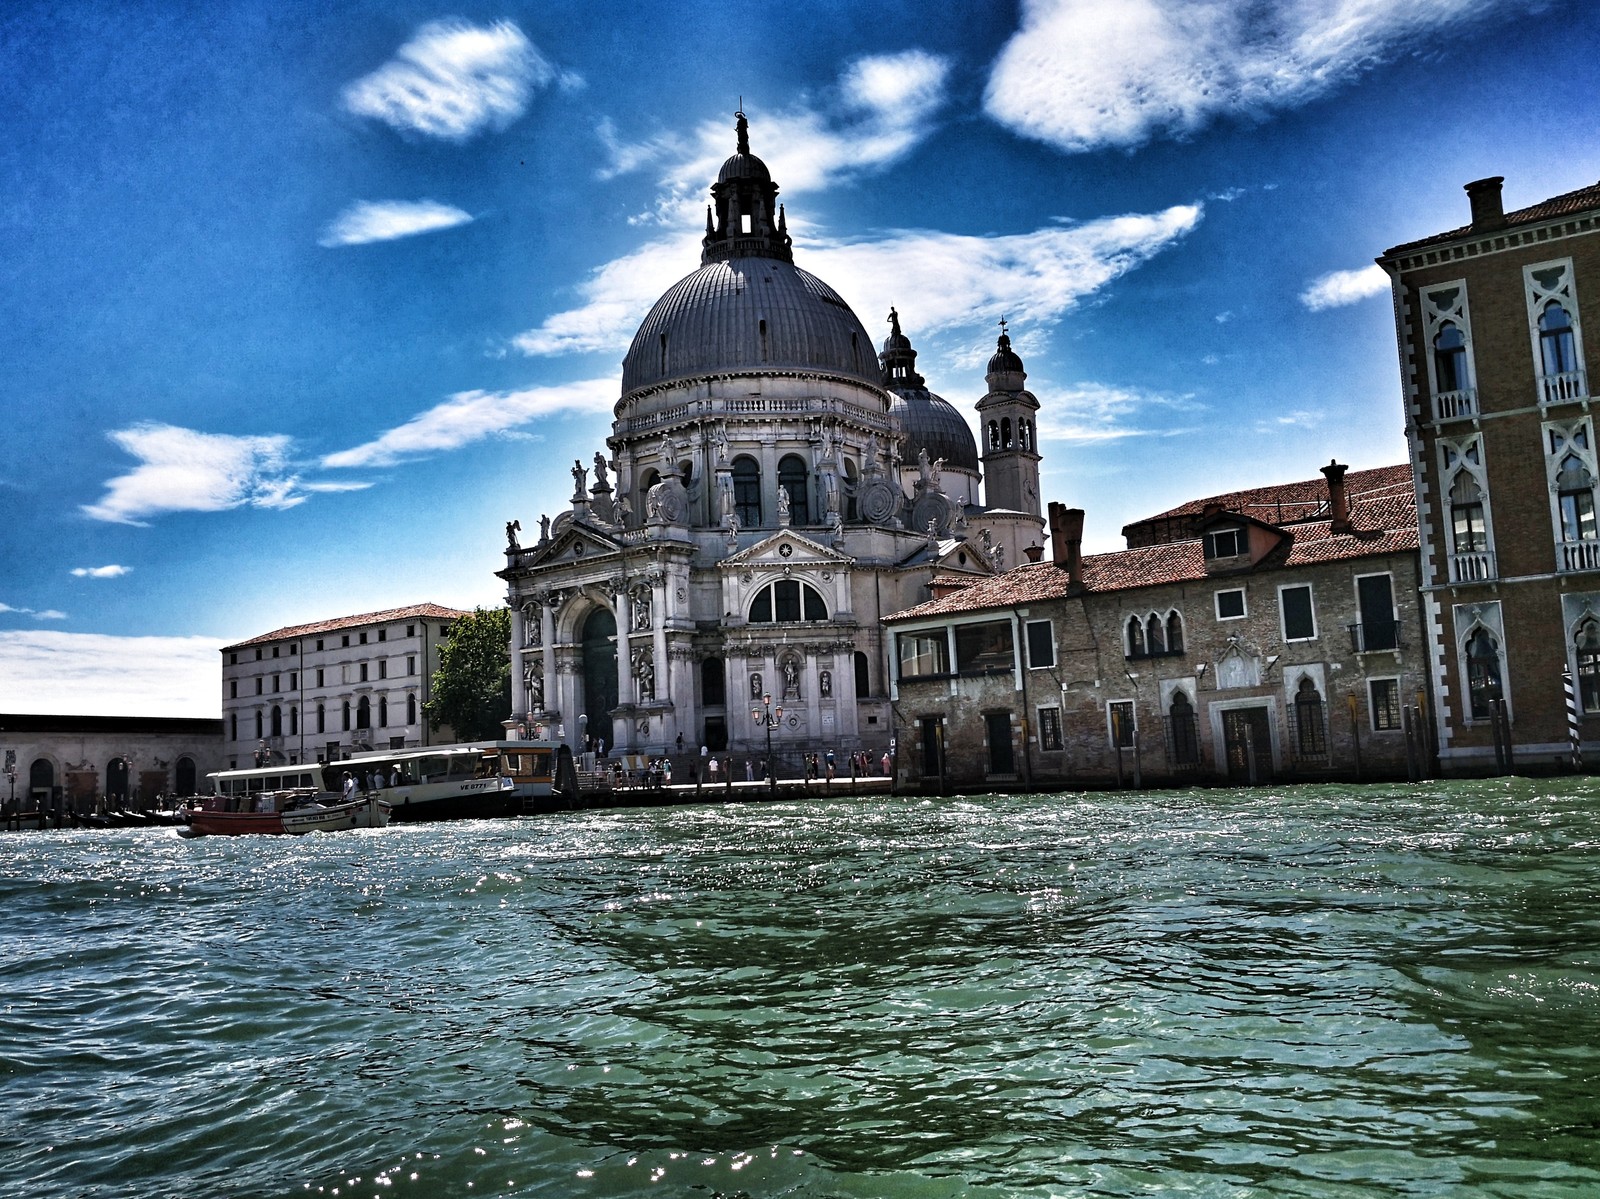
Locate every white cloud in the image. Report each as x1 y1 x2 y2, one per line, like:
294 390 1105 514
603 50 950 219
342 19 573 142
985 0 1517 152
1036 381 1205 443
0 631 224 718
1301 263 1390 311
0 602 68 621
70 565 131 578
515 204 1203 360
83 423 305 526
322 378 617 469
319 200 473 247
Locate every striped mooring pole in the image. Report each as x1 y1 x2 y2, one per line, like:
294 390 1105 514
1564 665 1583 771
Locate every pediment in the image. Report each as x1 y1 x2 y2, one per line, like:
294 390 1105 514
720 528 854 569
896 535 997 573
520 522 622 569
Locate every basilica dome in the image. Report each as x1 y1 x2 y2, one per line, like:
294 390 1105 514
879 308 980 473
620 258 880 397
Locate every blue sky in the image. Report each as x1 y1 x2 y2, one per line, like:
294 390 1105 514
4 0 1599 716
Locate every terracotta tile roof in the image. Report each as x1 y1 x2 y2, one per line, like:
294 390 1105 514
1125 463 1412 531
224 603 470 650
890 469 1417 623
1382 179 1600 257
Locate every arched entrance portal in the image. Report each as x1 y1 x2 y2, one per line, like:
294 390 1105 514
175 757 197 797
29 759 54 810
580 606 619 750
106 758 130 804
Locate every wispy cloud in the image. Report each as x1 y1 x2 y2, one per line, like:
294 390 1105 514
322 378 617 469
70 565 131 578
1036 381 1205 443
0 631 224 718
319 200 474 247
0 603 68 621
514 204 1203 360
83 423 306 525
342 19 576 142
602 50 950 222
1301 263 1390 311
985 0 1523 153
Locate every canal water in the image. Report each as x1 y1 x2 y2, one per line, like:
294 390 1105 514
3 780 1598 1198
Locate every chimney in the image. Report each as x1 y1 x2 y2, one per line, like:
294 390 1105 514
1023 543 1045 563
1048 502 1070 567
1061 507 1085 587
1322 459 1351 534
1464 176 1506 231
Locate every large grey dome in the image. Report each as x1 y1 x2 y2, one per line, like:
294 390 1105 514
888 387 981 473
620 258 881 397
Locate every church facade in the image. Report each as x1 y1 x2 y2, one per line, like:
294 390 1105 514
497 114 1045 764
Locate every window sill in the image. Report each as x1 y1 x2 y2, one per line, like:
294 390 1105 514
1125 649 1187 661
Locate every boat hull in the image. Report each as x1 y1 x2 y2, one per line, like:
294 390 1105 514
281 796 391 834
381 777 519 822
187 811 286 836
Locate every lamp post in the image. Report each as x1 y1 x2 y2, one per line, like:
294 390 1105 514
751 692 782 794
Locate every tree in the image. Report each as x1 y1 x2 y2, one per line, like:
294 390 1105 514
424 606 512 741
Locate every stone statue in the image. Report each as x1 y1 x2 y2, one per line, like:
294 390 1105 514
865 431 880 466
592 452 610 488
633 588 651 631
777 485 791 523
712 423 730 463
505 519 520 550
930 457 944 490
783 658 799 698
525 662 544 708
718 474 735 521
571 459 587 496
917 446 931 486
750 672 763 700
633 649 655 702
820 669 832 698
539 514 551 542
616 494 633 526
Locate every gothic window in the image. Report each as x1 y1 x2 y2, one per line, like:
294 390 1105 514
1434 322 1469 392
748 579 827 623
1557 455 1597 542
1145 614 1165 654
1293 678 1327 757
1449 470 1488 553
778 454 809 522
1126 615 1145 657
1541 302 1578 376
732 456 761 526
1166 610 1185 653
1577 619 1600 713
1465 627 1502 720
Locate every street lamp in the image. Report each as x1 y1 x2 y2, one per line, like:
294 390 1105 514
751 692 782 794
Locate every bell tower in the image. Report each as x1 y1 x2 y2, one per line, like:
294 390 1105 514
976 320 1041 516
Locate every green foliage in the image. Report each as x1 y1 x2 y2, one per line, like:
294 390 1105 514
423 606 512 741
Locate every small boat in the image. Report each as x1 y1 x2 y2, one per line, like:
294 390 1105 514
281 794 391 834
184 782 391 837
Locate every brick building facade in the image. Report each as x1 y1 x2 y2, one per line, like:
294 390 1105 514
884 464 1428 790
1377 177 1600 773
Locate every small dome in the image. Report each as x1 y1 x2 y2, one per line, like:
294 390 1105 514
987 329 1025 378
718 152 772 184
888 386 981 473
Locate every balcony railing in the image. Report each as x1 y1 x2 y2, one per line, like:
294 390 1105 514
1539 368 1589 406
1559 537 1600 573
1433 388 1478 421
1448 550 1497 583
1347 620 1403 653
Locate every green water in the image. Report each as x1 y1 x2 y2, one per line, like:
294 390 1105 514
2 780 1598 1197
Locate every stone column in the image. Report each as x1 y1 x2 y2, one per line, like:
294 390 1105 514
540 603 556 714
509 602 526 719
615 589 634 710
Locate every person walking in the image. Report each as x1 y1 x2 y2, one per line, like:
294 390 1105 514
881 750 891 777
825 749 836 780
745 759 754 782
708 755 720 781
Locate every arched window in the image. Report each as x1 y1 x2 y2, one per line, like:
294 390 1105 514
270 705 282 738
175 756 196 797
1294 678 1327 757
1001 417 1012 449
357 696 371 729
1146 614 1165 655
289 706 298 736
1557 454 1597 543
855 651 870 698
342 700 351 731
1168 692 1199 765
316 703 326 734
778 454 809 522
1126 615 1145 657
1166 610 1184 654
1466 628 1502 720
254 710 263 739
1434 321 1469 392
732 456 761 526
1541 301 1578 377
1449 471 1487 553
1577 620 1600 713
407 694 417 725
230 713 238 741
29 758 54 802
748 579 828 623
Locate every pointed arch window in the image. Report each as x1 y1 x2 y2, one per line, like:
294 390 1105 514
1166 691 1199 766
1126 615 1145 657
1466 628 1503 720
1541 302 1578 377
1165 611 1185 654
1292 678 1327 760
1145 614 1165 655
1434 321 1469 392
1449 470 1487 553
732 456 761 526
1577 619 1600 713
1557 454 1597 543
